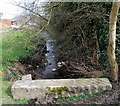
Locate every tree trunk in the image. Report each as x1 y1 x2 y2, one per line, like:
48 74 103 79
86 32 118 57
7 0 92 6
107 1 120 81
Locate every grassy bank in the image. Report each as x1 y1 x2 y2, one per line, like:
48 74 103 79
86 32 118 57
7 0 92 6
0 30 44 104
0 77 28 104
1 31 36 72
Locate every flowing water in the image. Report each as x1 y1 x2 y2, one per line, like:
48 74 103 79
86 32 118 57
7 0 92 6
42 32 59 79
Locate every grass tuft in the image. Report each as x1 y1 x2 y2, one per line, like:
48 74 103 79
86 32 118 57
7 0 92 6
54 90 108 104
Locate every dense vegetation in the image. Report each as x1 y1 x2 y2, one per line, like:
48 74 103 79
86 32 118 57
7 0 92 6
46 2 120 73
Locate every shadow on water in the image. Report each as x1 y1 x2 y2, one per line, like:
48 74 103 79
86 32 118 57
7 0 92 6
41 32 60 79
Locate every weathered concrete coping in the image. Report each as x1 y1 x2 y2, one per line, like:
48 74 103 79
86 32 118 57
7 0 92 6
11 74 112 100
22 74 32 80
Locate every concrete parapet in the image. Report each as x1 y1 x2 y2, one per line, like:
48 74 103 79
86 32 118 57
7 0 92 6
11 75 112 101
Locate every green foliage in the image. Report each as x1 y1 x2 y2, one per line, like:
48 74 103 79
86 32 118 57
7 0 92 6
98 34 120 70
0 30 45 104
47 2 120 72
60 2 78 11
0 30 35 71
49 3 111 58
1 77 28 104
16 98 28 104
54 90 108 104
1 77 14 104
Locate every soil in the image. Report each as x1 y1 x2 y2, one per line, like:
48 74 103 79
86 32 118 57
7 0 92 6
72 81 120 104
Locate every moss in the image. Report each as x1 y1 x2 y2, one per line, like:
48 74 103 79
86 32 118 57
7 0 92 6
46 86 69 96
46 87 51 90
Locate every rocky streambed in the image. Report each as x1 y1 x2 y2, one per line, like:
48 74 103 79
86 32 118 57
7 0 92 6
42 32 59 79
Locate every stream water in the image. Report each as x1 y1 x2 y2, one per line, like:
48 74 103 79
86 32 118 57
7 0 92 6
42 32 59 79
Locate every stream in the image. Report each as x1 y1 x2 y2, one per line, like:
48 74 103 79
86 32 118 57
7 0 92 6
42 32 59 79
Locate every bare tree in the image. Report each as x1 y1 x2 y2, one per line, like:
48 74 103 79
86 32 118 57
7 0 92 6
107 0 120 81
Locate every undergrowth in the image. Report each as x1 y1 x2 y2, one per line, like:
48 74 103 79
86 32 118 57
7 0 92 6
54 90 108 104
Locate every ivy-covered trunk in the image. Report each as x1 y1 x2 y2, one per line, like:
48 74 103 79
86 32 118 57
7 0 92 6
108 1 120 81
